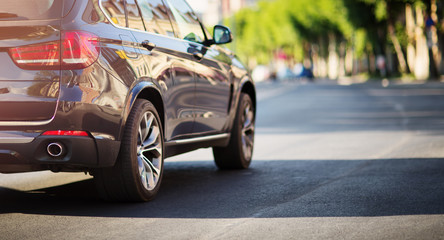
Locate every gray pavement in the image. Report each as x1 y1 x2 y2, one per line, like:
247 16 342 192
1 79 444 239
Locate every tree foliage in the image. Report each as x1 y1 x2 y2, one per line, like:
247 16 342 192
229 0 439 79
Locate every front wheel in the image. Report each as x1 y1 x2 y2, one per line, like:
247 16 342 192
213 93 255 169
94 99 164 202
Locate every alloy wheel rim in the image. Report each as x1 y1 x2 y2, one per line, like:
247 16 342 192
136 111 162 191
241 102 255 161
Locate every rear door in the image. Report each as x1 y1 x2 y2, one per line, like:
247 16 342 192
0 0 68 122
125 0 196 140
164 0 231 134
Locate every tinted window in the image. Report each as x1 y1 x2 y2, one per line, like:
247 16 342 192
0 0 63 20
137 0 175 37
164 0 205 43
126 0 145 30
101 0 127 28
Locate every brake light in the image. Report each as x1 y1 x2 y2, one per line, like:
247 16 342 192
9 41 60 70
42 130 89 137
61 31 100 69
9 31 100 70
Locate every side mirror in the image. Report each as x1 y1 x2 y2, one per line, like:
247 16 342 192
213 25 232 45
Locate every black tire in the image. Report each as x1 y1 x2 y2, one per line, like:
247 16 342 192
94 99 164 202
213 93 255 169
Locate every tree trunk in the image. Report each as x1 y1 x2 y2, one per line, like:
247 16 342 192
385 1 407 74
316 36 328 78
327 33 339 79
406 4 416 75
429 0 441 78
345 46 354 76
388 22 409 74
338 41 346 77
415 4 430 80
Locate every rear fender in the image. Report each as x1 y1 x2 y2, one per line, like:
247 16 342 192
227 76 256 132
119 81 164 140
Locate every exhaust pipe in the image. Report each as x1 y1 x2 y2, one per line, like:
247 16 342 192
47 142 65 157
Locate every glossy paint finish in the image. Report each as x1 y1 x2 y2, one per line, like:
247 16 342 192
0 22 60 122
192 42 232 134
0 0 255 173
130 29 196 140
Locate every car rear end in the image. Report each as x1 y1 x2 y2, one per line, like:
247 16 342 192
0 0 120 173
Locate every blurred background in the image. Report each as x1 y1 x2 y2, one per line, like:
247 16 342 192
188 0 444 82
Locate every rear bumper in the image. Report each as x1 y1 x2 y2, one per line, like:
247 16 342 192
0 131 120 173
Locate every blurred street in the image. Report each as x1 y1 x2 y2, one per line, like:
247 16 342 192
1 79 444 239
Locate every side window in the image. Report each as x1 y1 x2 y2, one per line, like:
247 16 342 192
163 0 206 43
137 0 175 37
126 0 145 30
101 0 127 27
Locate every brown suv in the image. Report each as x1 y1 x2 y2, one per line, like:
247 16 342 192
0 0 256 201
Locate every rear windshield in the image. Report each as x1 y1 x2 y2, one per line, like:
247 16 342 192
0 0 63 20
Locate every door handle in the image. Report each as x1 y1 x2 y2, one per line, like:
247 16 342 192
193 52 203 61
142 40 156 51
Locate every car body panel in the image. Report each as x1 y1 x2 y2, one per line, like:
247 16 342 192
130 30 197 140
191 42 232 134
0 0 255 173
0 22 61 122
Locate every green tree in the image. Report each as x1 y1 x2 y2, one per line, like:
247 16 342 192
229 0 442 80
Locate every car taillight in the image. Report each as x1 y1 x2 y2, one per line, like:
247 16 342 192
61 31 100 69
9 31 100 70
42 130 90 137
9 41 60 70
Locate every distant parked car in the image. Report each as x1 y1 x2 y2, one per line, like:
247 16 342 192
298 67 314 80
293 63 314 80
0 0 256 202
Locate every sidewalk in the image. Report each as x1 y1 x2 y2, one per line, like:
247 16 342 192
255 77 444 89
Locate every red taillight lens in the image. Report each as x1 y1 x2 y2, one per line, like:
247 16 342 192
42 130 89 137
9 31 100 70
9 41 60 70
61 31 100 69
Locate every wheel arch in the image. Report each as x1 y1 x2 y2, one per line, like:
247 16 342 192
240 79 256 114
136 88 165 131
224 77 256 134
121 82 165 141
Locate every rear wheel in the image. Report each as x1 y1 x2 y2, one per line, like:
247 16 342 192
213 93 255 169
94 99 164 202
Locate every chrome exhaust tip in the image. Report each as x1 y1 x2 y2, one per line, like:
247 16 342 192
47 142 64 157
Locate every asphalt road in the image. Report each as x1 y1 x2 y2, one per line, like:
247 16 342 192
1 79 444 239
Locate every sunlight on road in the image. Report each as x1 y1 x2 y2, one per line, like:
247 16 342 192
167 129 444 162
0 172 91 192
2 214 442 239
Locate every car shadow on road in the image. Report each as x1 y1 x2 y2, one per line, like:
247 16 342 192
0 158 443 218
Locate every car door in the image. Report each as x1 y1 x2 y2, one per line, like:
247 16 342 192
191 42 232 133
125 0 196 141
164 0 231 134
